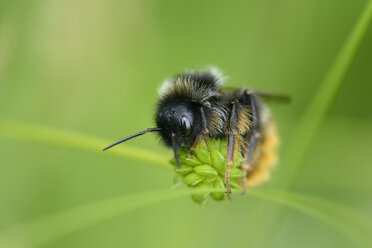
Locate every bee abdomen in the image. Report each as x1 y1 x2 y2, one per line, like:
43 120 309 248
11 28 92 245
245 113 279 187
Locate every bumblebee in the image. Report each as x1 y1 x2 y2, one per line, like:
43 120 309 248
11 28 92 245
104 69 288 194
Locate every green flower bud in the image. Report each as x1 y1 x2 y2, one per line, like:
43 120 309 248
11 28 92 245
174 165 193 175
196 140 208 150
191 182 211 206
204 175 218 183
211 177 226 201
195 148 212 165
184 156 202 166
171 138 244 205
191 193 209 206
182 172 204 186
210 149 226 175
206 138 220 151
194 165 218 176
219 143 227 157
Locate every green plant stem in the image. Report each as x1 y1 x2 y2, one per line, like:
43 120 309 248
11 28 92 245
0 188 370 248
260 1 372 248
276 0 372 188
0 119 171 170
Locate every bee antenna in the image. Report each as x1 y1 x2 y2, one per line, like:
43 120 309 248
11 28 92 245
171 133 181 168
103 128 161 151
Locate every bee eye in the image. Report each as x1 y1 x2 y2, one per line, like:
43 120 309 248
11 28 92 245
180 116 192 137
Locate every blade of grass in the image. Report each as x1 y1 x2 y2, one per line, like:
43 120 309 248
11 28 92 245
277 0 372 187
0 188 370 248
259 1 372 247
248 190 372 248
0 119 171 170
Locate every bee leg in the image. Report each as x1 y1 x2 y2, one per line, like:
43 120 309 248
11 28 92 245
225 101 239 197
241 133 259 194
225 134 235 197
187 107 209 157
241 92 261 195
187 135 202 158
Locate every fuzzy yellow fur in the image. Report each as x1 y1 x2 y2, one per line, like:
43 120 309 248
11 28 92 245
245 120 279 187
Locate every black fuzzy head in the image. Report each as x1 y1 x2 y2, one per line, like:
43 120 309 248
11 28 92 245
155 97 203 150
155 70 224 166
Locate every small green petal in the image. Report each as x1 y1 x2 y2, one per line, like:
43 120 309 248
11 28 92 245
207 139 220 152
211 177 226 201
204 175 218 183
174 166 193 175
194 165 218 176
182 172 204 186
191 194 209 206
230 167 244 178
178 150 189 164
191 183 211 206
184 156 202 166
195 148 212 165
211 192 226 201
219 144 227 157
213 177 225 189
197 139 208 150
210 149 226 174
230 182 241 189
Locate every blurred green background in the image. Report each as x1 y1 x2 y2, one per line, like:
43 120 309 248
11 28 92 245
0 0 371 247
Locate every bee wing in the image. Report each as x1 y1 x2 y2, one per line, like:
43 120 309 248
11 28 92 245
255 91 291 104
220 87 291 104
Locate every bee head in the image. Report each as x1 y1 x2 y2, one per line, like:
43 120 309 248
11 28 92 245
155 98 202 167
155 99 200 150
